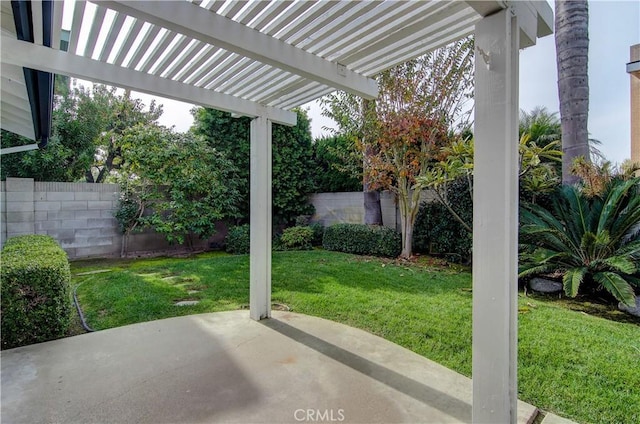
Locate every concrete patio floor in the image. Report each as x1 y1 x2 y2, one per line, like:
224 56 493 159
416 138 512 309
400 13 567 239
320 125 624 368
1 310 539 423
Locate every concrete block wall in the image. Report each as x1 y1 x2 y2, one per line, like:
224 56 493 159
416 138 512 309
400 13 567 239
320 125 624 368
309 190 436 231
310 191 399 230
33 181 122 258
0 178 122 258
0 178 225 259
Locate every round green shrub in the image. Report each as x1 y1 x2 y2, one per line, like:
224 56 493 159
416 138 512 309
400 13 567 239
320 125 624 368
280 226 314 250
323 224 401 257
225 224 250 254
1 235 71 349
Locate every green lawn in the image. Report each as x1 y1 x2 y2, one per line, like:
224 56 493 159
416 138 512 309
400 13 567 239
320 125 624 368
72 250 640 424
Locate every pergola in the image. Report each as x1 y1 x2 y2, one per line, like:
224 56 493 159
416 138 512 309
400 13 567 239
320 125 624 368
0 1 553 422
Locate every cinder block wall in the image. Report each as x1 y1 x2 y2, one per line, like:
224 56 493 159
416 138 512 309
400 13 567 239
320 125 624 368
1 178 122 258
309 191 436 231
0 178 225 259
33 181 121 258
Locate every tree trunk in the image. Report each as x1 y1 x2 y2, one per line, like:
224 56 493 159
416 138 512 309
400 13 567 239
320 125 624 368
555 0 590 185
400 212 413 259
398 181 422 259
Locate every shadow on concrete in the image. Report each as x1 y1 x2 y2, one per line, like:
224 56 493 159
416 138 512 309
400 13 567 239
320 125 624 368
261 317 471 422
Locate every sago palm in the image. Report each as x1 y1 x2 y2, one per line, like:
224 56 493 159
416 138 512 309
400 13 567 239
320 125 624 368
519 178 640 306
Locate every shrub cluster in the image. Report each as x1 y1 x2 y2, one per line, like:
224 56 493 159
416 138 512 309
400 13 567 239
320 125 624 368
225 224 250 254
413 201 472 263
280 226 314 250
1 235 72 349
413 178 473 263
323 223 401 257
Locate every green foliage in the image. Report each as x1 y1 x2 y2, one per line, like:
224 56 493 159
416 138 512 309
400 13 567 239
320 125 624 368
272 109 316 225
191 107 316 225
323 224 401 257
225 224 250 254
312 135 362 192
119 125 240 247
418 119 562 234
519 107 561 147
191 107 251 219
1 235 71 349
309 223 325 246
1 131 81 181
280 226 314 250
413 177 473 263
519 178 640 306
1 84 162 183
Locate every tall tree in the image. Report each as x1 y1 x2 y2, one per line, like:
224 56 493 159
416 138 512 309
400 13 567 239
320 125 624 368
191 108 316 226
555 0 590 185
322 37 475 258
79 85 162 183
1 83 162 183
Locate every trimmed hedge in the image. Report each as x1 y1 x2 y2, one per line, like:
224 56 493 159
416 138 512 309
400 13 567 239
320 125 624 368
225 224 250 254
1 235 72 349
323 223 401 257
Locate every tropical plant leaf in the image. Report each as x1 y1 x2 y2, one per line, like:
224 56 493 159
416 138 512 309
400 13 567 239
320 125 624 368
593 271 636 307
601 255 638 275
518 262 557 279
563 268 587 298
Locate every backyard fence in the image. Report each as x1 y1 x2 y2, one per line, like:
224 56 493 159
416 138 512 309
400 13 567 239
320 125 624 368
0 178 217 259
1 177 434 259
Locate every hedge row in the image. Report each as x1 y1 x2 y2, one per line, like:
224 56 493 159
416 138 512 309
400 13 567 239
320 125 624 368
225 223 325 254
1 235 72 350
323 223 401 257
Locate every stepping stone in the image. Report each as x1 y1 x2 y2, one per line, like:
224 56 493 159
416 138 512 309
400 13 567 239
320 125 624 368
187 290 200 295
75 269 112 276
174 300 199 306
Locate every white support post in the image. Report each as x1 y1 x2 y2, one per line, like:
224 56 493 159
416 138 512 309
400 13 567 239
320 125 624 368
472 8 520 424
249 116 272 321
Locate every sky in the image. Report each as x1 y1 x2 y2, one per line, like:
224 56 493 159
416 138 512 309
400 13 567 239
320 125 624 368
127 0 639 164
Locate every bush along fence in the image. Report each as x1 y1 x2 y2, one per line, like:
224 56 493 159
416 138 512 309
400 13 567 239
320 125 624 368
1 235 71 349
2 178 459 260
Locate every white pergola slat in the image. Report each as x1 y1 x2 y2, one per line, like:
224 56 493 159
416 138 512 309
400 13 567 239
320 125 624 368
1 35 296 125
102 0 379 99
1 1 554 422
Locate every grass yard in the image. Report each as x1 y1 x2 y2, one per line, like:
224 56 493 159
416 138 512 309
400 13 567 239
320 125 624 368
72 250 640 424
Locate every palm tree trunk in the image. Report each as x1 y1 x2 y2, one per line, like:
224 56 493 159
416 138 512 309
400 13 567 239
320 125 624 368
555 0 590 185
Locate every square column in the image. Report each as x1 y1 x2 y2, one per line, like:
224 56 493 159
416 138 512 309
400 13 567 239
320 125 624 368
250 116 272 320
472 9 520 423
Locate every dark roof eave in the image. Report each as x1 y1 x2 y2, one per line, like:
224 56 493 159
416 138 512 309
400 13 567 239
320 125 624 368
11 0 54 148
